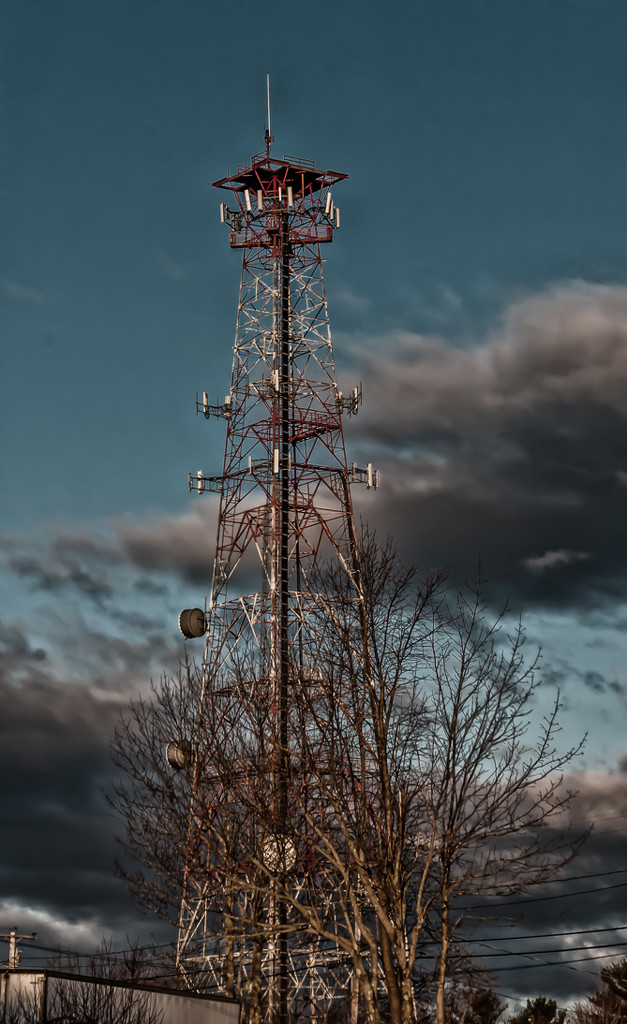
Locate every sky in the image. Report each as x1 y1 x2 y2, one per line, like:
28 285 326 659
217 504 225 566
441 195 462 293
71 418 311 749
3 0 627 1009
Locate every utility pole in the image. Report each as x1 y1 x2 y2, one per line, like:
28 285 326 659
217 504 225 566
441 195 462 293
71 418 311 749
1 928 37 969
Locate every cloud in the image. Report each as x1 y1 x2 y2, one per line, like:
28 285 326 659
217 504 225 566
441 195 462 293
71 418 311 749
0 484 200 944
4 278 627 969
0 661 126 919
2 504 216 606
468 771 627 1003
345 281 627 610
335 285 371 313
0 603 184 947
0 621 47 666
6 552 115 606
583 670 607 693
12 278 627 617
2 529 125 608
523 549 591 574
1 279 62 304
154 249 189 283
0 901 108 951
117 507 215 584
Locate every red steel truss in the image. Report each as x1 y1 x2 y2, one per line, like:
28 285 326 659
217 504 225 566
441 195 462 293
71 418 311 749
176 141 377 1021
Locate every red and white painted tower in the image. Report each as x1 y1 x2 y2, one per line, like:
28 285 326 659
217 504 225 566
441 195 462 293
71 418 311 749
176 127 377 1019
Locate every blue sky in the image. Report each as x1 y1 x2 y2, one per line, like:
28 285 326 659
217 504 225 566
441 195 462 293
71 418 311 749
3 0 627 1008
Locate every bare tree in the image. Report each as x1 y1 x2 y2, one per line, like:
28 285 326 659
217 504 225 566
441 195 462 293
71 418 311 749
111 531 584 1024
46 975 163 1024
269 532 584 1024
418 580 586 1024
110 661 269 1011
111 663 201 925
2 943 164 1024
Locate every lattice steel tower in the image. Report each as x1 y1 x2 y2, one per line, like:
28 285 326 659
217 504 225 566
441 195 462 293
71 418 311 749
175 128 377 1020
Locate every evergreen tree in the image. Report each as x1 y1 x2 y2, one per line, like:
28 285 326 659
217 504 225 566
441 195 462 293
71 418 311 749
570 959 627 1024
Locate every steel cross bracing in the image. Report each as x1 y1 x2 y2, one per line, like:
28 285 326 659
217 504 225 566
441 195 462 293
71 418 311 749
177 863 355 1005
176 146 377 1021
201 248 358 680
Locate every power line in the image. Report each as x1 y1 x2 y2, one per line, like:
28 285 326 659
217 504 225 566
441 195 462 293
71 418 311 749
477 948 627 974
20 939 177 960
473 940 627 959
477 879 627 908
19 893 627 966
457 868 627 909
461 924 627 944
519 867 627 886
14 869 627 987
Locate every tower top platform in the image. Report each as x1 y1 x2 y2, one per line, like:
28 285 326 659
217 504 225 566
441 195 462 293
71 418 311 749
212 150 348 196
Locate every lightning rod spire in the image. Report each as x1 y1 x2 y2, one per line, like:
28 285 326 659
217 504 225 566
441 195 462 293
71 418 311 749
265 74 273 155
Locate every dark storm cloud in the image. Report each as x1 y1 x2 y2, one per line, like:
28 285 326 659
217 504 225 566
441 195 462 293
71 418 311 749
5 279 627 969
134 576 169 596
0 595 183 945
116 506 216 585
348 281 627 611
0 621 47 668
0 651 127 922
460 772 627 1004
6 550 114 606
2 504 216 601
0 513 204 693
538 666 569 689
579 669 626 695
4 536 116 606
583 670 607 693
